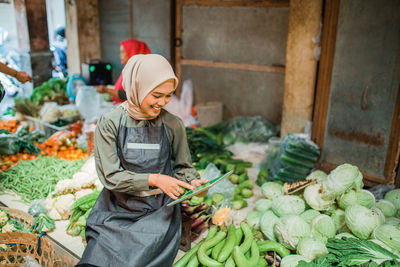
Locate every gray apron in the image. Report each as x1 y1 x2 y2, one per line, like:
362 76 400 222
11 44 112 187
78 112 181 267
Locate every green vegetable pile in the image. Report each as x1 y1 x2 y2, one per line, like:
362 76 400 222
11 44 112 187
174 222 288 267
30 78 69 105
67 191 101 241
0 156 86 202
186 126 254 210
241 163 400 266
0 125 46 155
299 237 399 266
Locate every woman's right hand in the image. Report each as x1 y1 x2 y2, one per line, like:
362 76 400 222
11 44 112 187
95 85 107 93
149 174 195 200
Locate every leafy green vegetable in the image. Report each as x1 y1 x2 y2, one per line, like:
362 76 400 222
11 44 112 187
298 237 399 266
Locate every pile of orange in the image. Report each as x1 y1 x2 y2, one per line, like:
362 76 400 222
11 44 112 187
0 153 37 171
0 120 20 133
36 131 89 161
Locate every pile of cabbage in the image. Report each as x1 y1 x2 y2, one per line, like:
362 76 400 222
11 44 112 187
246 163 400 267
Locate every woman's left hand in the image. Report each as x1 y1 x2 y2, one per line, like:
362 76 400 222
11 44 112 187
190 179 208 188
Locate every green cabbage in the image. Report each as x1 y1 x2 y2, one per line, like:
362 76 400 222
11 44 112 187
300 209 320 224
345 204 382 239
255 198 272 213
385 216 400 226
261 182 284 200
306 170 327 184
330 208 345 231
373 224 400 251
311 214 336 243
296 237 328 260
384 189 400 209
352 170 364 191
272 195 305 217
337 190 358 210
303 184 334 211
246 210 261 230
274 215 311 250
281 255 310 267
260 210 279 242
372 207 386 225
375 200 397 217
355 189 375 208
322 164 361 200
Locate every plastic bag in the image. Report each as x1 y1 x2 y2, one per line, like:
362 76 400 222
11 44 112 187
368 184 395 200
39 102 61 122
222 116 277 145
20 256 41 267
28 199 47 217
270 133 320 182
75 86 101 123
202 163 235 200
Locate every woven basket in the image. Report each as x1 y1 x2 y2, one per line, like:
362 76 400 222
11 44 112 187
0 207 34 229
0 232 56 266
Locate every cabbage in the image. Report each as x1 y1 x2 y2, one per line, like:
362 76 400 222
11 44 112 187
300 209 320 224
384 189 400 209
335 232 357 239
355 189 375 208
255 198 272 213
345 204 382 239
274 215 311 250
246 210 261 230
385 216 400 226
296 237 328 260
280 255 310 267
330 208 345 231
306 170 327 184
352 170 364 191
337 190 358 210
272 195 305 217
373 224 400 251
375 200 397 217
372 207 386 224
322 164 361 200
261 182 284 200
260 210 279 241
303 184 334 211
311 214 336 242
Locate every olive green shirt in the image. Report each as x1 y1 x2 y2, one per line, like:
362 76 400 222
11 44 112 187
94 106 200 195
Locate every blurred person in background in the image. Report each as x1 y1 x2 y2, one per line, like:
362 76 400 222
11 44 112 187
95 39 150 105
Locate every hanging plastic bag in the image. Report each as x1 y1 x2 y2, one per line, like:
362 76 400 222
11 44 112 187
202 163 235 200
75 86 101 123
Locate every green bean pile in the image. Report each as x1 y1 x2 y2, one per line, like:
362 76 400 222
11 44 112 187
0 156 86 202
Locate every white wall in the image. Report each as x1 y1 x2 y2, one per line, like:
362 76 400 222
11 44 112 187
46 0 65 45
0 1 18 49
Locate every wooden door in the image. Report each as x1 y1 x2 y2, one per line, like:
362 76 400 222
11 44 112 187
312 0 400 186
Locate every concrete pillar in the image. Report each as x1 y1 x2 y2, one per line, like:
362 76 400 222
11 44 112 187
280 0 323 137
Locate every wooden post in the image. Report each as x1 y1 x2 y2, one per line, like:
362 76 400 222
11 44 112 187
65 0 101 74
280 0 323 137
14 0 52 85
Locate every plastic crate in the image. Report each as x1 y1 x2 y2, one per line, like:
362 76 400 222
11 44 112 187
24 116 69 136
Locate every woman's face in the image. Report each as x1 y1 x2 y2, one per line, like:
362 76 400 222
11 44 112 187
120 45 129 64
140 79 175 118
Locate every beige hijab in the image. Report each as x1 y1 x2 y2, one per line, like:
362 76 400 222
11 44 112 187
121 54 178 120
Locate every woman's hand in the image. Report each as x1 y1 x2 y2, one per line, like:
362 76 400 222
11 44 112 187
191 179 209 197
95 85 107 93
15 72 32 83
190 179 208 188
148 174 195 200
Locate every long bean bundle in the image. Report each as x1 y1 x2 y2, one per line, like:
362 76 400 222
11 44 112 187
0 156 86 202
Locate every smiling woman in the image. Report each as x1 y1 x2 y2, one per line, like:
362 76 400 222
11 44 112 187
77 54 207 267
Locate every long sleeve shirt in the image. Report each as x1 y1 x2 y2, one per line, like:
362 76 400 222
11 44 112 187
94 106 199 195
